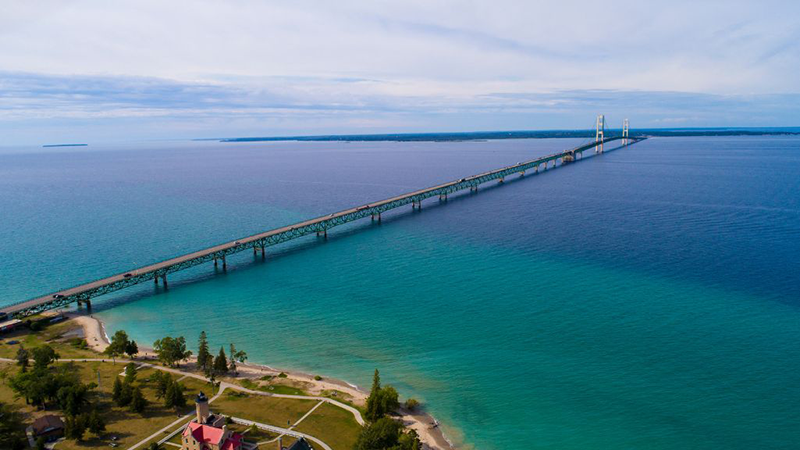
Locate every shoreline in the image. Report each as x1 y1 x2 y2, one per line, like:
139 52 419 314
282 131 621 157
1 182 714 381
67 312 456 450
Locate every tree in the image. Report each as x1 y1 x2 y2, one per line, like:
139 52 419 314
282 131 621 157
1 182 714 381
125 340 139 358
116 381 133 407
197 331 210 373
229 344 247 375
15 347 29 372
130 386 148 413
365 369 400 422
354 417 401 450
124 363 138 384
213 347 228 373
165 381 186 409
153 336 192 367
57 383 92 417
153 371 173 400
0 402 27 450
32 345 59 370
64 414 87 441
378 386 399 417
112 376 123 403
365 369 382 422
87 409 106 434
35 437 46 450
105 330 131 362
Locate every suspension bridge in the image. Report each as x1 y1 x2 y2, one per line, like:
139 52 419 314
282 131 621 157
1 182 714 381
1 117 644 319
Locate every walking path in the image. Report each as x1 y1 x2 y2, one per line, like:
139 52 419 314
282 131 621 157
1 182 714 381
0 357 356 449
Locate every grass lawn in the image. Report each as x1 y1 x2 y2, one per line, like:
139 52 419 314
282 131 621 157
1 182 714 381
211 391 317 429
238 378 309 396
0 321 96 359
50 361 197 450
295 402 362 450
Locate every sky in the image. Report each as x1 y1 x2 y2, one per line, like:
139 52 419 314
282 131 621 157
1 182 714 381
1 0 799 144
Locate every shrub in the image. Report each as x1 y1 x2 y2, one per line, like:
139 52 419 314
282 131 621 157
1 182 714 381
278 372 288 378
404 398 420 411
314 375 322 381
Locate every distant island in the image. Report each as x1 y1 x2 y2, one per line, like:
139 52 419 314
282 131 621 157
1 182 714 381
42 143 89 148
210 127 800 143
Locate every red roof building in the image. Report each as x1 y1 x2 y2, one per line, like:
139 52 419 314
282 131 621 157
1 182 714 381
182 422 243 450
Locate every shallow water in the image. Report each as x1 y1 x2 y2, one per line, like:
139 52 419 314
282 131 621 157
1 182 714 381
2 137 799 449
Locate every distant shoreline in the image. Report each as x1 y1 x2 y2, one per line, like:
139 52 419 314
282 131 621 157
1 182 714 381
206 128 800 143
42 143 88 147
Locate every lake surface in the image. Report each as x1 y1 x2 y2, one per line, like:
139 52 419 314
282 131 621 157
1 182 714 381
2 137 799 449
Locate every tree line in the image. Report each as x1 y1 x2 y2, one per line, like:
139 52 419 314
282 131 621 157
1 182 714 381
10 344 106 442
354 369 421 450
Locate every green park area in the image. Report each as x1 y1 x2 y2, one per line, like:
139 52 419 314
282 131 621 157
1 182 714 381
0 317 415 450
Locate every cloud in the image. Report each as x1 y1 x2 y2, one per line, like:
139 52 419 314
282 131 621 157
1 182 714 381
0 1 799 144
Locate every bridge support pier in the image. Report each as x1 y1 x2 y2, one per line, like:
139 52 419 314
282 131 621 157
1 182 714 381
470 185 478 192
222 256 227 270
439 193 447 201
317 229 328 238
154 275 159 285
162 275 168 289
498 177 504 184
261 245 266 259
371 213 382 222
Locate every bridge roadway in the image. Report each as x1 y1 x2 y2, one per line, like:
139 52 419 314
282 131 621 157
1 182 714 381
1 136 643 318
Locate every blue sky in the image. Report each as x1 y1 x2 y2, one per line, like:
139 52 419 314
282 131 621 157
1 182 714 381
1 0 799 144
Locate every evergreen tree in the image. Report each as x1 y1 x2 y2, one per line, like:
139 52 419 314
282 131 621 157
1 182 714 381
88 409 106 434
165 381 186 409
154 371 173 400
365 369 382 422
117 381 133 407
0 402 27 450
197 331 210 373
124 363 137 384
112 376 123 403
229 343 247 375
213 347 228 373
130 386 148 413
64 414 87 441
15 347 29 372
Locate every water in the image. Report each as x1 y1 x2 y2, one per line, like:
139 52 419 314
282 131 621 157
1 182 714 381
2 137 799 449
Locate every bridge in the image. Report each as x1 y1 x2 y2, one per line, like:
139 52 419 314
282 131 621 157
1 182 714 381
1 121 643 319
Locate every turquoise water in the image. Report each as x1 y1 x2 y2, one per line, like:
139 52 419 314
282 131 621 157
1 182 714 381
2 137 799 449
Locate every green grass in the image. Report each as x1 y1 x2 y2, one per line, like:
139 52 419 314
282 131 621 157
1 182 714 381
295 402 362 450
0 321 96 359
237 378 308 396
211 392 317 429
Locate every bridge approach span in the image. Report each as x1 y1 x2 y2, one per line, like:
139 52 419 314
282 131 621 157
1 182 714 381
1 136 643 318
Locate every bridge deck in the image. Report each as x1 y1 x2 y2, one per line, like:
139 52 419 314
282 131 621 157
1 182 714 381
1 136 642 318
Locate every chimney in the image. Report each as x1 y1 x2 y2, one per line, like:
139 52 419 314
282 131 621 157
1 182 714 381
196 392 209 424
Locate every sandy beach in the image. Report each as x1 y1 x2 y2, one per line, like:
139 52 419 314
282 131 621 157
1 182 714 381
66 312 455 449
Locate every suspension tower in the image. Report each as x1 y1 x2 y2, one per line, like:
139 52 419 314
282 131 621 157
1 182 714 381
595 114 605 153
622 118 629 146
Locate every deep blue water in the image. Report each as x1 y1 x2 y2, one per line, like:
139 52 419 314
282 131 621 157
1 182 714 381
1 137 799 449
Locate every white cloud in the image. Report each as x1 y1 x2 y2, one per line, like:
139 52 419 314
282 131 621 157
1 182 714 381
0 0 799 143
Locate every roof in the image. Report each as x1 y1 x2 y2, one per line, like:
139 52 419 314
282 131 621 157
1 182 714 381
32 415 64 434
0 319 21 328
183 422 225 446
288 437 313 450
182 422 242 450
221 433 243 450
